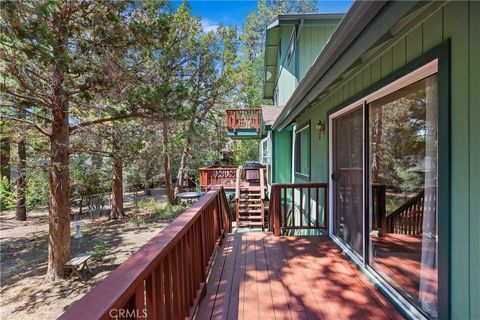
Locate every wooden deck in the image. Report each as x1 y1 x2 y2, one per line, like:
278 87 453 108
196 232 405 320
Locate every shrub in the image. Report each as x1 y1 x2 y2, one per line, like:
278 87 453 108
91 240 108 261
0 177 16 210
25 167 50 210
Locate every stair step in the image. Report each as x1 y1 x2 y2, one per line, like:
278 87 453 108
237 222 264 227
238 216 263 220
239 203 262 208
239 209 262 213
239 199 262 203
240 194 261 198
240 187 261 191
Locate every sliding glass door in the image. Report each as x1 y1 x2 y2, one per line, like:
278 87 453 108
368 75 438 319
330 62 439 319
332 106 364 258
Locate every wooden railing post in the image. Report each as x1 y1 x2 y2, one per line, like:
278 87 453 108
273 186 281 236
377 185 386 237
260 168 265 230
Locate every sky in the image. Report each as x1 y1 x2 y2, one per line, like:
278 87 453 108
170 1 353 32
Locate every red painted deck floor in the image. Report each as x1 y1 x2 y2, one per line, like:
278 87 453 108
196 232 405 320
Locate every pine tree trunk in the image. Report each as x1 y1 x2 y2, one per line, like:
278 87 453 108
175 118 195 196
16 135 27 221
0 137 10 182
110 156 124 219
162 120 175 204
92 135 103 170
46 101 71 281
144 168 152 196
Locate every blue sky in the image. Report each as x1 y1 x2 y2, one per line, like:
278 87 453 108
170 1 353 31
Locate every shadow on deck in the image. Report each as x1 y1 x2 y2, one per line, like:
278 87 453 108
196 232 404 320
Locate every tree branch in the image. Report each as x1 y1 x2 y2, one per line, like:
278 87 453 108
3 90 53 109
0 115 51 137
69 148 112 157
69 114 140 132
4 105 52 122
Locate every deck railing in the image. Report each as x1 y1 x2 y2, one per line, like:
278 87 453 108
387 189 425 235
226 108 262 132
60 187 231 320
199 166 238 190
268 183 328 236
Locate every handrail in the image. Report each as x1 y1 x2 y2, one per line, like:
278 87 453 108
60 187 231 320
235 167 241 226
225 108 262 112
259 168 265 200
268 183 328 236
386 190 425 235
260 168 265 229
235 167 241 201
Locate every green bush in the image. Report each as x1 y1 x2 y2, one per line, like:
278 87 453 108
25 167 50 210
91 240 108 261
0 177 16 210
137 199 186 222
138 198 162 213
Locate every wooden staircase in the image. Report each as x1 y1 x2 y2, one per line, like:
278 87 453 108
235 167 266 229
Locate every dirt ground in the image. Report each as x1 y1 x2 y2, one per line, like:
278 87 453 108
0 189 183 320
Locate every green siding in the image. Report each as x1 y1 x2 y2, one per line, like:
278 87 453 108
298 25 336 80
275 25 297 105
469 2 480 317
274 2 478 318
443 3 470 318
272 131 292 183
275 24 337 106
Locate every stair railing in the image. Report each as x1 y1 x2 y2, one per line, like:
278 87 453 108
259 168 265 229
235 167 241 226
386 190 425 235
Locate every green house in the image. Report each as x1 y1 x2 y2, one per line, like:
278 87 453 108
256 2 478 319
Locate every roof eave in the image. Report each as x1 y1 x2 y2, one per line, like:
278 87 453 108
272 1 424 130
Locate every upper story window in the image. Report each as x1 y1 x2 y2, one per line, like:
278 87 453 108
273 88 279 106
287 27 296 64
294 122 310 179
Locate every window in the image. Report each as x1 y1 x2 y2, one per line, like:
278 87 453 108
294 123 310 178
287 26 298 63
287 30 295 64
260 137 271 164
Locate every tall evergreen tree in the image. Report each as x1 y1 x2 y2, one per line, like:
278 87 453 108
0 0 170 281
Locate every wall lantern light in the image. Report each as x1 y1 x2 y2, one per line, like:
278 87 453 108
316 120 326 138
